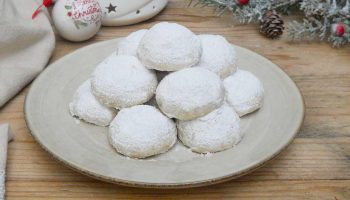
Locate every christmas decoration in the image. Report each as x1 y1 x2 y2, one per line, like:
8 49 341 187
260 10 284 39
288 0 350 47
32 0 168 42
195 0 350 47
194 0 298 23
99 0 169 26
32 0 53 19
52 0 102 42
237 0 249 6
332 23 346 37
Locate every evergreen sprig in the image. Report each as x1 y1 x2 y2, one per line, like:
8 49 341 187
289 0 350 47
194 0 299 23
195 0 350 47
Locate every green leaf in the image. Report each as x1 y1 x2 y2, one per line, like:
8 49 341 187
77 20 88 27
80 22 88 27
73 20 88 29
73 21 80 29
65 5 72 10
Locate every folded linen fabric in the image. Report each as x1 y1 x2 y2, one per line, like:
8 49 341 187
0 124 13 200
0 0 55 107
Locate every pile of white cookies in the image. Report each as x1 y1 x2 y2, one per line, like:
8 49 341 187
69 22 264 158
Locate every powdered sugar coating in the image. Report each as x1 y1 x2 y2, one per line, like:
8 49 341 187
118 29 148 57
195 34 237 79
91 55 158 108
223 69 264 116
177 103 241 153
69 80 117 126
108 105 177 158
137 22 202 71
156 68 224 120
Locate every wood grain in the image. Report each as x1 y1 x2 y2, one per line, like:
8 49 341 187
1 0 350 199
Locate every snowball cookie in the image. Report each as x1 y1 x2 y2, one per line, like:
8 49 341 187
118 29 148 57
108 105 177 158
137 22 202 71
223 69 264 117
91 55 158 108
156 68 224 120
69 80 117 126
195 34 237 79
177 103 241 153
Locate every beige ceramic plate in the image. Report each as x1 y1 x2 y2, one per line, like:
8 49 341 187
25 38 304 188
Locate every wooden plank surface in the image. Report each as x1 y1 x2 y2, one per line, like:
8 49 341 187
1 0 350 199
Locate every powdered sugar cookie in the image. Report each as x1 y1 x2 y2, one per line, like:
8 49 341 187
69 80 117 126
177 103 241 153
137 22 201 71
108 105 177 158
118 29 148 57
91 55 158 108
156 68 224 120
195 34 237 79
223 69 264 116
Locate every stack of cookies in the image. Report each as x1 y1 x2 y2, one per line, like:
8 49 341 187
69 22 264 158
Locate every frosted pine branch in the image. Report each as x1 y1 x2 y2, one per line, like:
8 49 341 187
195 0 299 23
195 0 350 47
288 0 350 47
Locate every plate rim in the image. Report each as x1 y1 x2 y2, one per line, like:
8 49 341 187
24 39 305 188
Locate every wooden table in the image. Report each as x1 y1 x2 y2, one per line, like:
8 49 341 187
1 1 350 199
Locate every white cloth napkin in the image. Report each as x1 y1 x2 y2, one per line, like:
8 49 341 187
0 0 55 107
0 124 13 200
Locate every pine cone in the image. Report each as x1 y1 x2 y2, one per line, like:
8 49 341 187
260 10 284 39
